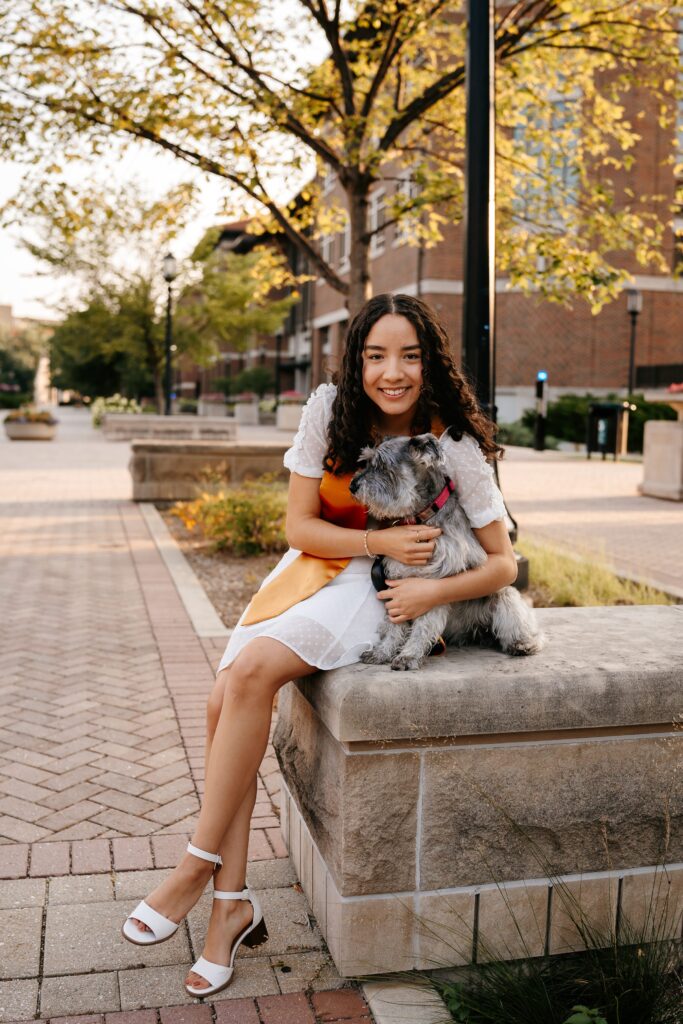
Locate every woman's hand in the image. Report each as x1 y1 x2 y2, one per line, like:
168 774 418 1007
368 524 441 565
377 578 440 622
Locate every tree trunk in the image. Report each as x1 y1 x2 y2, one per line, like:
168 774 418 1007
153 368 164 413
347 187 372 321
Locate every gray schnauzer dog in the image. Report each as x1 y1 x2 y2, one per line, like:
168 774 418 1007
350 433 544 671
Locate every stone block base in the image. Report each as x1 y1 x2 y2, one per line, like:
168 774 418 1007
129 439 289 500
274 606 683 976
640 419 683 501
282 777 682 976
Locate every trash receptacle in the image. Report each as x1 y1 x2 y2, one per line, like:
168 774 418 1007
586 402 630 460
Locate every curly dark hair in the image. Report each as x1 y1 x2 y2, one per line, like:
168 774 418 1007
324 293 502 473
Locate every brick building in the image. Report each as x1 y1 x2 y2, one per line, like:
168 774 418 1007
180 70 683 423
277 82 683 423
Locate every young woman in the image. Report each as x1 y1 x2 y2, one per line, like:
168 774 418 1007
122 293 517 996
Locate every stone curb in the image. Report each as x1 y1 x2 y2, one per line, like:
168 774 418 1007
362 980 448 1024
138 505 231 639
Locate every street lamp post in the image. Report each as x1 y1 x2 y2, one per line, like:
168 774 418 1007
462 0 496 419
162 251 178 416
626 288 642 395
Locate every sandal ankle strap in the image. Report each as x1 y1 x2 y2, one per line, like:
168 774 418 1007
186 842 223 867
213 887 250 900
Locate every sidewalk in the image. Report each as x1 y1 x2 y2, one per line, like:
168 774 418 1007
1 409 680 1022
0 409 372 1023
497 446 683 599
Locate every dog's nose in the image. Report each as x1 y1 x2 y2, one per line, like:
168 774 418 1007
349 477 359 494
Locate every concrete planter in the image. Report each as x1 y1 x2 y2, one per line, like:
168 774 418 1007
640 392 683 501
274 605 683 977
129 438 290 500
197 399 228 418
276 402 305 430
234 401 259 426
101 413 236 442
640 420 683 501
4 421 57 441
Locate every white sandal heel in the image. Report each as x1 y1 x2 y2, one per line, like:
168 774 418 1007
185 887 268 998
121 842 223 946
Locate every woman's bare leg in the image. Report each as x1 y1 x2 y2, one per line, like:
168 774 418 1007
128 639 315 942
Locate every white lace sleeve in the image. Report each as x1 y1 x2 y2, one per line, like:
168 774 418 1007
283 383 337 478
440 432 506 529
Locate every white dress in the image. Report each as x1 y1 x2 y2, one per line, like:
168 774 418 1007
217 383 507 673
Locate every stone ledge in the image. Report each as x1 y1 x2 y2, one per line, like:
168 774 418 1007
129 440 290 500
274 605 683 974
102 414 237 441
294 606 682 743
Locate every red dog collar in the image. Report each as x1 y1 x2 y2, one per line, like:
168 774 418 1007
401 476 455 525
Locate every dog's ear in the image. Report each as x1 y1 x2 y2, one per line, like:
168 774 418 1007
358 445 375 463
408 434 440 463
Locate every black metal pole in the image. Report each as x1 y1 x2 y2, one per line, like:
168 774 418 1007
274 333 282 406
164 282 173 415
627 311 637 394
462 0 496 420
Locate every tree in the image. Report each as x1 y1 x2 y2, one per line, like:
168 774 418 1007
0 322 49 404
48 296 151 398
10 180 299 406
0 2 679 320
178 229 299 354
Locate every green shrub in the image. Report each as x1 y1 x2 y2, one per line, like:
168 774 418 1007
496 421 559 450
178 399 198 414
0 391 32 409
173 477 287 555
430 838 681 1023
496 421 534 447
91 393 142 427
520 393 676 452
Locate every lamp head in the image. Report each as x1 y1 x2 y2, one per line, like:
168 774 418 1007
162 251 178 283
536 370 548 382
626 288 642 315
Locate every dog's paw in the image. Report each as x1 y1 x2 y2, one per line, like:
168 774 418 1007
360 649 389 665
503 633 545 656
390 655 423 671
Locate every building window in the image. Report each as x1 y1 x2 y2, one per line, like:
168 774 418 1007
317 234 334 285
339 219 350 273
322 170 336 196
512 93 580 225
394 170 420 246
369 189 386 258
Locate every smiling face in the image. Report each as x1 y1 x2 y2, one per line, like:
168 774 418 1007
362 314 423 431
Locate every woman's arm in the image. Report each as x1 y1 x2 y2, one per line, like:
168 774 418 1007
379 519 518 622
285 471 440 563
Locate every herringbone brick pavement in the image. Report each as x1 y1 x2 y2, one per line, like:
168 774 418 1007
0 409 362 1021
0 417 283 855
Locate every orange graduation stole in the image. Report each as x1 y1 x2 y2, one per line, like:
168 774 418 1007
241 469 367 626
241 417 446 626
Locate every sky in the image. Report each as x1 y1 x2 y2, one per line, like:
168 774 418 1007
0 0 328 323
0 148 232 321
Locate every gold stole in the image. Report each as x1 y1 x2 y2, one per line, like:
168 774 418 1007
241 469 367 626
241 417 446 627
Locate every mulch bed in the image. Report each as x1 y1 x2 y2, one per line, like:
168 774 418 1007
162 507 555 624
162 509 280 628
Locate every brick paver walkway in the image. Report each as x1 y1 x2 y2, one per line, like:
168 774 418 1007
0 409 371 1023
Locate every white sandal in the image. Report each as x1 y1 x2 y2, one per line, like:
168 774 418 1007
185 887 268 998
121 842 223 946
